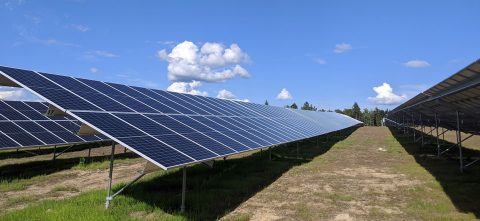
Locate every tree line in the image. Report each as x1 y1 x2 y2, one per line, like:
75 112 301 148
265 100 388 126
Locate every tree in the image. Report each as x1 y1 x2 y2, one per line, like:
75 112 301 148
290 102 298 109
352 102 361 120
301 101 318 111
264 100 269 106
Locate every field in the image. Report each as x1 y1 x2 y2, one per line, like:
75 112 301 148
1 126 480 220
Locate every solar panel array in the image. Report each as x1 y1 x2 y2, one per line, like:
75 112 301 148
0 66 362 169
388 59 480 134
0 100 108 149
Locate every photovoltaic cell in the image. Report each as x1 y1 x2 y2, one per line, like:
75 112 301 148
0 66 362 169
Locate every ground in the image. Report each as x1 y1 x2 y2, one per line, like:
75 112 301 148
1 126 480 220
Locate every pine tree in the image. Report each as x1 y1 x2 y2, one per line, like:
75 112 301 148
352 102 361 120
264 100 269 106
290 102 298 109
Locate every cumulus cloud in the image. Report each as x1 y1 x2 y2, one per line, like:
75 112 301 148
89 67 98 74
0 86 39 101
333 43 352 53
217 89 236 99
158 41 250 82
403 60 430 68
276 88 293 100
167 81 208 96
368 83 406 105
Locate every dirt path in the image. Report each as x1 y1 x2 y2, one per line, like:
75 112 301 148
224 127 422 220
0 145 146 211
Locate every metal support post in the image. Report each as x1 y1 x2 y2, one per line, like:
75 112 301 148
269 147 272 161
88 145 92 160
434 113 440 157
105 142 116 208
296 142 300 159
52 145 57 160
412 114 416 143
456 111 463 173
420 114 424 148
181 167 187 213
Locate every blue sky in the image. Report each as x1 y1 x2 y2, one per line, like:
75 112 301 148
0 0 479 110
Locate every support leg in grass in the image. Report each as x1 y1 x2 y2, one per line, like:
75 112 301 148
105 142 116 209
456 111 464 173
181 166 187 213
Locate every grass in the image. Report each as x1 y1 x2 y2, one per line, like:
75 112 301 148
387 127 480 220
0 140 327 220
72 157 140 170
3 127 480 220
50 186 80 193
0 173 72 192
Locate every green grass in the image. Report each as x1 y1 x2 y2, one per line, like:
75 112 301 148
50 186 80 193
0 144 316 220
387 127 480 220
0 173 72 192
72 157 140 170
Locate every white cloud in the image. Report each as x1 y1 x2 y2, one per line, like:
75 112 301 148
0 88 24 100
314 58 327 65
69 24 89 32
167 81 208 96
90 50 117 58
217 89 236 99
158 41 250 82
0 86 40 101
276 88 293 100
368 83 407 105
89 67 98 74
403 59 430 68
333 43 352 53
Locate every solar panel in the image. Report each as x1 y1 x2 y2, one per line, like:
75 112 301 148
0 100 109 149
0 66 362 169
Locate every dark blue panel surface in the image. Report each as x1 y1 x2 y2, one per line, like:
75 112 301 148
189 116 228 132
73 112 144 137
154 134 217 160
202 131 251 151
7 133 43 146
30 132 65 144
24 102 48 111
4 101 32 110
146 114 196 134
0 134 19 148
15 122 45 132
0 110 28 120
31 87 100 111
182 132 235 155
168 115 215 133
75 91 132 112
115 114 174 136
55 131 84 142
131 87 195 114
118 136 193 168
19 110 49 120
0 67 61 89
152 90 210 115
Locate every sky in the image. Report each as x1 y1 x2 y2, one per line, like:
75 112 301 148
0 0 479 110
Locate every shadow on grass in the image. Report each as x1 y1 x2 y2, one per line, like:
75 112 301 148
0 151 138 181
117 126 359 220
388 126 480 218
0 141 112 160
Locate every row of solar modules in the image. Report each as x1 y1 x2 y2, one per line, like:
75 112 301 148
0 100 108 149
0 66 362 169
